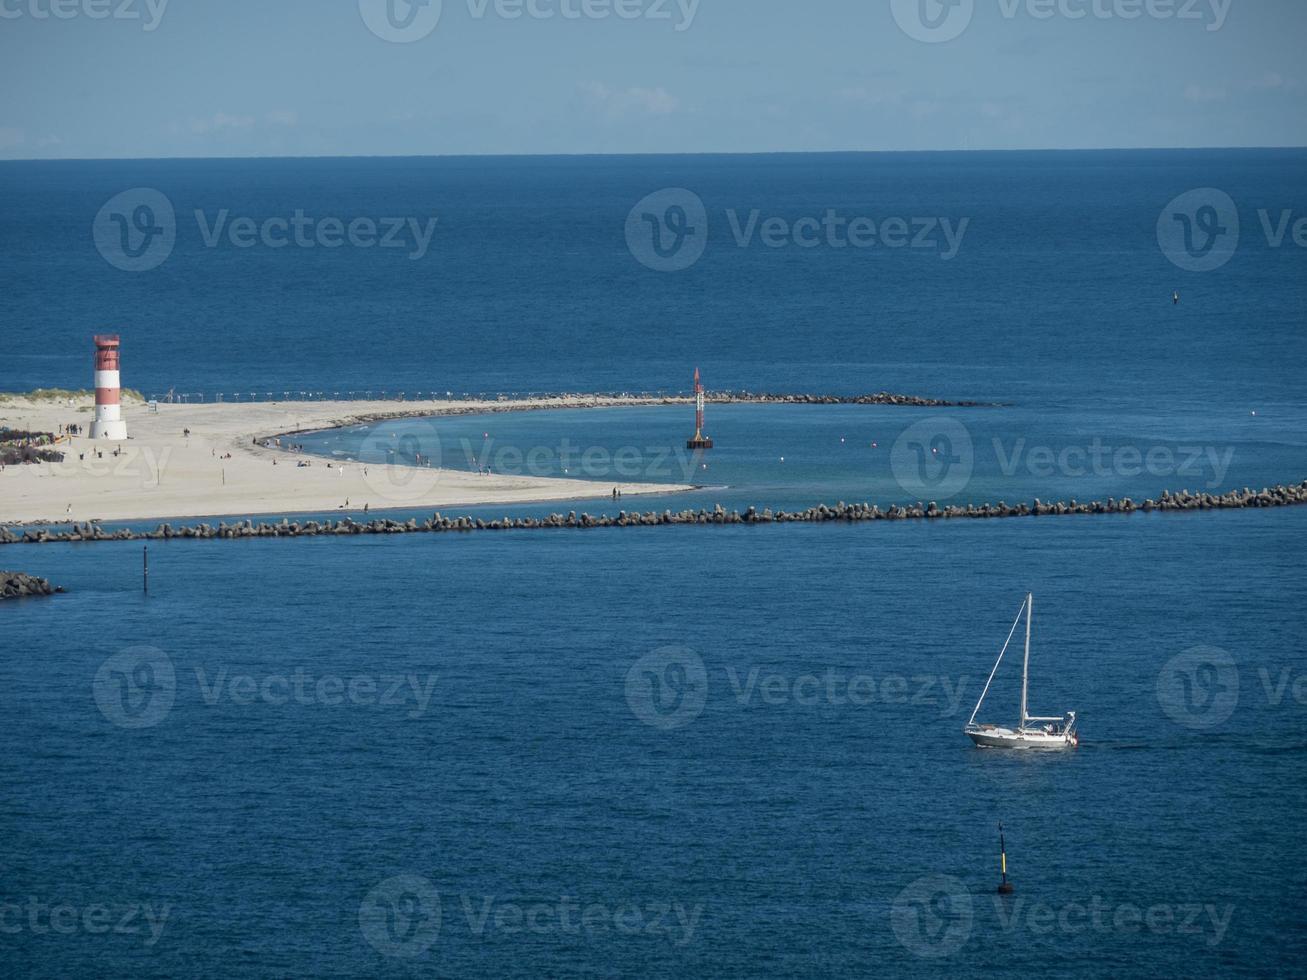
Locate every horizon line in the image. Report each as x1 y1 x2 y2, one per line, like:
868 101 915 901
2 144 1305 164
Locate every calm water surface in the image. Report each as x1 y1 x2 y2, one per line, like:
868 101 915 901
2 150 1305 977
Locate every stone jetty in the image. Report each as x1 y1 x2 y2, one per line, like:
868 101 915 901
712 391 997 407
1 482 1304 548
1 571 65 598
300 390 1000 434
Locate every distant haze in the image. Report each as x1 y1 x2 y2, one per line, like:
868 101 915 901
0 0 1304 159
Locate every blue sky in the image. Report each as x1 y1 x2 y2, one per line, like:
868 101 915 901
1 0 1303 158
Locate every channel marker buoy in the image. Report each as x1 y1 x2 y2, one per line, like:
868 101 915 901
997 822 1014 894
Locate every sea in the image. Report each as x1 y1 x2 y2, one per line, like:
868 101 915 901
2 150 1306 977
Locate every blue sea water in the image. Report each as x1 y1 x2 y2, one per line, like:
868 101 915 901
2 150 1307 978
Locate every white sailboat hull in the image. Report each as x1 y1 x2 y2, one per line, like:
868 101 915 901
965 723 1077 750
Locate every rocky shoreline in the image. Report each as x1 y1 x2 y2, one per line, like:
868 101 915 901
2 482 1304 546
1 571 65 598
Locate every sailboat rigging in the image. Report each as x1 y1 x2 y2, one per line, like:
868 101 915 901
964 593 1078 749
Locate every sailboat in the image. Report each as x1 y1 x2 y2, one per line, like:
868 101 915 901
964 593 1078 749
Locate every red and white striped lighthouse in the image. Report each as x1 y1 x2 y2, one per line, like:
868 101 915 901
90 334 128 441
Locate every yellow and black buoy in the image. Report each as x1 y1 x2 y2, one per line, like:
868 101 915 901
997 822 1014 894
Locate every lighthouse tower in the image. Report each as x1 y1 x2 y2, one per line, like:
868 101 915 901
90 334 128 441
686 367 713 450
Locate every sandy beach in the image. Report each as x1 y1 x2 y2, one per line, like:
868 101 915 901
0 394 692 524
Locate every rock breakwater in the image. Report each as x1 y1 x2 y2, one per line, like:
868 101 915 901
1 483 1304 547
1 571 65 598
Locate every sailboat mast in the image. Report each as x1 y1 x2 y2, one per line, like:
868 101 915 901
1020 592 1032 727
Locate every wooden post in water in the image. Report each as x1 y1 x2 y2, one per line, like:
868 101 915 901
143 545 149 595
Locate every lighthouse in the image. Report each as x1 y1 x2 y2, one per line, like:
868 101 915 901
90 334 128 441
686 367 713 450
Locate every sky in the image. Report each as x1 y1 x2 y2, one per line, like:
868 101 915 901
0 0 1304 159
